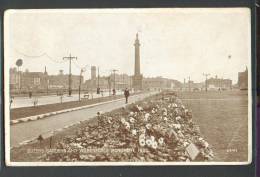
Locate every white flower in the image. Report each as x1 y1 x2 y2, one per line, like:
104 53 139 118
172 103 178 108
129 117 135 123
137 105 143 111
176 116 182 121
150 136 155 142
107 117 113 124
146 139 153 147
145 123 152 130
139 134 146 146
173 123 181 129
151 109 155 114
139 139 146 147
129 112 134 116
158 137 164 145
70 143 83 149
132 129 137 136
183 141 189 147
121 118 126 124
163 117 168 121
152 141 158 149
203 140 209 148
125 122 130 130
144 113 150 121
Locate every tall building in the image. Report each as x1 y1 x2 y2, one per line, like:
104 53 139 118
238 67 248 90
132 33 143 90
90 66 97 89
9 68 19 90
91 66 97 80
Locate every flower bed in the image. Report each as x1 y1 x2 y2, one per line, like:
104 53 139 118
40 92 214 162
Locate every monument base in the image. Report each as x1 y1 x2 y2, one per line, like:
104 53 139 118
133 74 143 91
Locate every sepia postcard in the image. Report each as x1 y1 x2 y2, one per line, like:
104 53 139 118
4 8 252 166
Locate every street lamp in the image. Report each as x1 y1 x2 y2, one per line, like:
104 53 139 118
16 59 23 94
203 73 210 92
78 66 87 101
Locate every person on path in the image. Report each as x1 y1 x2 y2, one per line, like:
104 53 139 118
112 89 116 96
124 88 130 104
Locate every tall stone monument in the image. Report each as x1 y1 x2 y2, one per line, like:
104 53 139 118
132 33 143 90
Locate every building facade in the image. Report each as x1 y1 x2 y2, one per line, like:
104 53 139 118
143 77 182 91
9 67 83 95
83 73 133 92
9 68 20 90
48 70 83 90
238 67 248 90
207 76 232 90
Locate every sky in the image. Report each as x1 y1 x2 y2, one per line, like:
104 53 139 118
4 8 251 83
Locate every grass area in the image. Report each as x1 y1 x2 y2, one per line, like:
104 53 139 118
179 90 248 162
10 94 129 120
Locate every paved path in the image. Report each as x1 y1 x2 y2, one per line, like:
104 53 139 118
11 91 124 109
10 91 157 147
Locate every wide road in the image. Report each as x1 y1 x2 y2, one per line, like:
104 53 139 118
11 91 124 108
10 91 157 147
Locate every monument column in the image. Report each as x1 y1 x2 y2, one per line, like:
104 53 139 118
133 33 143 90
134 33 141 75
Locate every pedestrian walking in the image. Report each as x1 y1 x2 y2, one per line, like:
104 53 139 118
124 88 130 104
112 89 116 96
10 96 14 108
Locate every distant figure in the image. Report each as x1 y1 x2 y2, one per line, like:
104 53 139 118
33 97 38 107
10 96 14 108
112 89 116 96
97 87 100 94
60 95 63 103
124 88 130 104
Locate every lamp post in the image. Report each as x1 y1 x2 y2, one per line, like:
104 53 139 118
16 59 23 94
78 66 87 101
203 73 210 92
